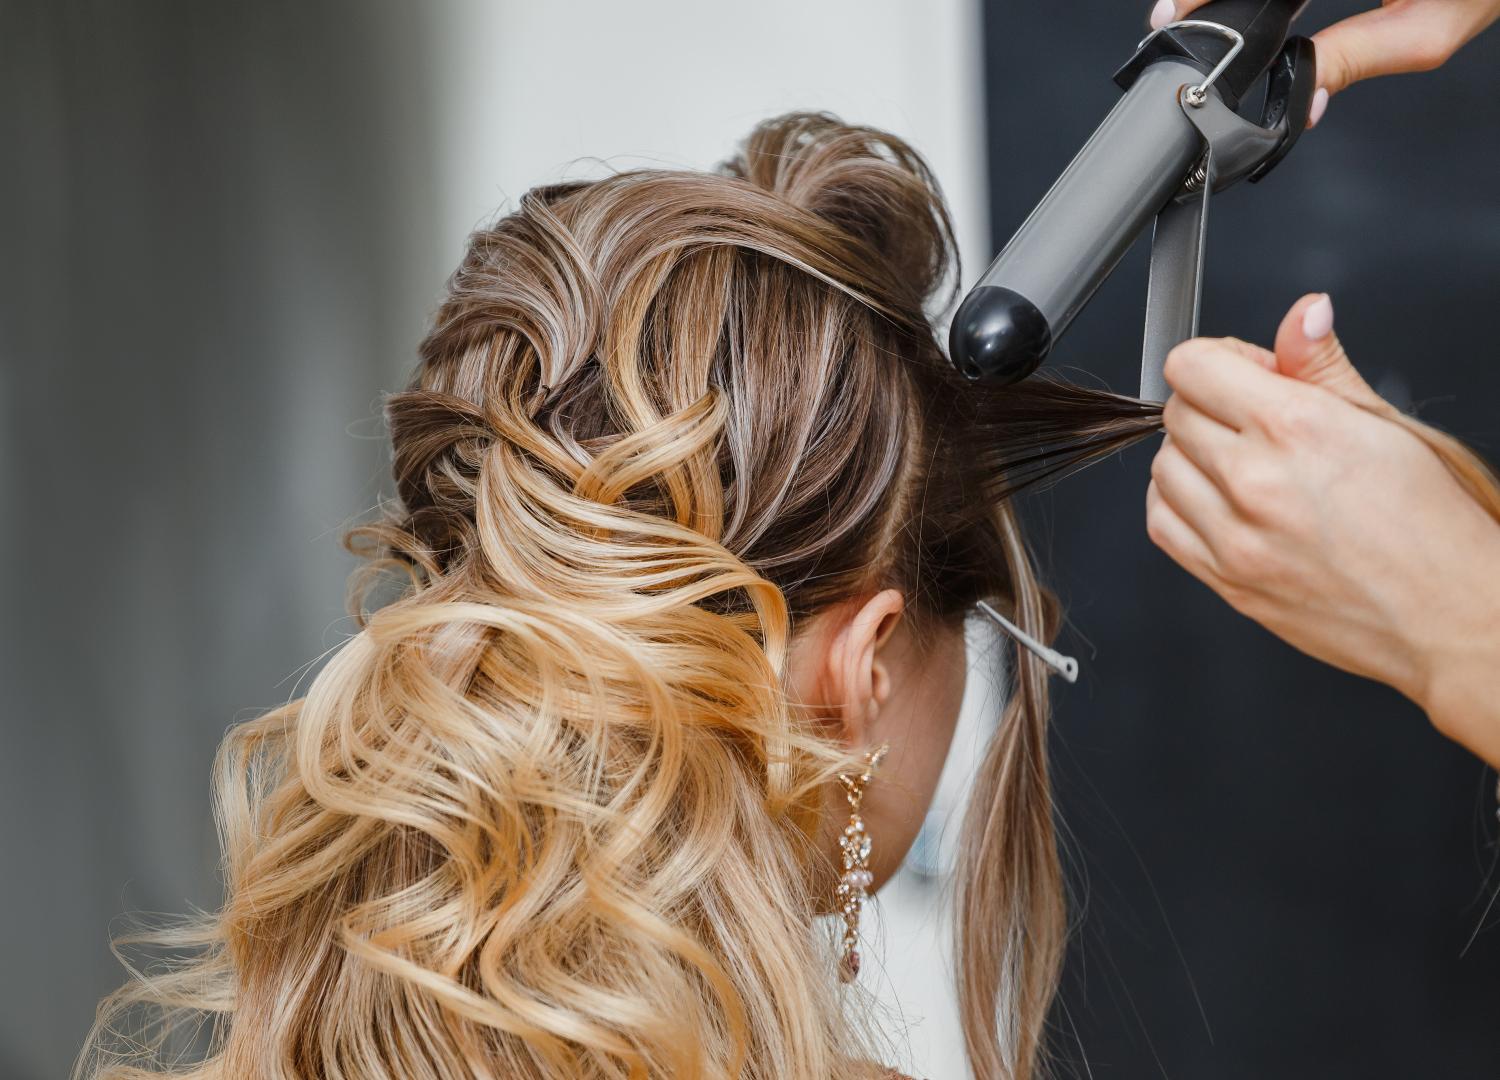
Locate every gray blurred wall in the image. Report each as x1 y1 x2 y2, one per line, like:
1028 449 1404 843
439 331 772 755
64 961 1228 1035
0 3 447 1075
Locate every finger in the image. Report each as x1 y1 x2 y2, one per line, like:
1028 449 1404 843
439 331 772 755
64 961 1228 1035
1148 0 1225 29
1157 2 1490 107
1272 293 1396 416
1162 337 1292 431
1150 438 1239 554
1145 477 1222 584
1148 0 1179 30
1312 5 1469 96
1162 392 1241 488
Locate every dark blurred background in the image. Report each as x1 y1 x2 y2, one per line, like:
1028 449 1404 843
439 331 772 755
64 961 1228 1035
981 2 1500 1076
4 1 1497 1077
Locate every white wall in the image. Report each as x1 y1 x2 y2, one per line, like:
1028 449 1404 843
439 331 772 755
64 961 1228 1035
429 0 990 290
424 4 994 1075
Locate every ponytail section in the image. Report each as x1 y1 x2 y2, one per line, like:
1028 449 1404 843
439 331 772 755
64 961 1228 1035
950 505 1066 1080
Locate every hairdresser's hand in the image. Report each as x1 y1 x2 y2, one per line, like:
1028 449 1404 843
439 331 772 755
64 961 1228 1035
1145 295 1500 768
1150 0 1500 124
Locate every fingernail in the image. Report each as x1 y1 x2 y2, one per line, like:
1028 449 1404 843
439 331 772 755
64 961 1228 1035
1149 0 1175 30
1308 87 1329 128
1302 294 1334 340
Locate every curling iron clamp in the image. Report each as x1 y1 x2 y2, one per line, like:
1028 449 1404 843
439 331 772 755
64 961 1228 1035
957 1 1317 681
950 0 1318 401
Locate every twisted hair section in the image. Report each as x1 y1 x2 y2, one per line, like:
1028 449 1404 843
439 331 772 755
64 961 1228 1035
80 112 1164 1080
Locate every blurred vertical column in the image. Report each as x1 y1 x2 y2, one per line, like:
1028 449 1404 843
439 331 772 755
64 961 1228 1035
421 3 991 1076
0 3 447 1076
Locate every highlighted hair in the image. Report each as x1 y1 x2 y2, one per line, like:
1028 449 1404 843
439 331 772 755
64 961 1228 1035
80 113 1163 1079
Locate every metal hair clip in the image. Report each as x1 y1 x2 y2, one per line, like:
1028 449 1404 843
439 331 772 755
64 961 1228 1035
976 600 1079 684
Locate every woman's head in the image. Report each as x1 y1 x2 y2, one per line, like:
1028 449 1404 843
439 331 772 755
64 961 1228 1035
81 112 1160 1080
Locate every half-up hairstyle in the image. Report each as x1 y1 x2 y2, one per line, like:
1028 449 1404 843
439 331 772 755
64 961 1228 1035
79 112 1165 1080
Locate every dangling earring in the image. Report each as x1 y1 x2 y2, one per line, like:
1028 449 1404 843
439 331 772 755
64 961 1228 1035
836 742 889 983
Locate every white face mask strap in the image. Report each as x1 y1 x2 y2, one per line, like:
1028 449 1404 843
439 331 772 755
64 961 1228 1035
976 600 1079 684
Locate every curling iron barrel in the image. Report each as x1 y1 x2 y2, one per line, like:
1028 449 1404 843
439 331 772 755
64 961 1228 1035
950 0 1309 383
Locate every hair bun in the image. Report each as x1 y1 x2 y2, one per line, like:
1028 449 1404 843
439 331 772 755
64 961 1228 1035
720 111 958 311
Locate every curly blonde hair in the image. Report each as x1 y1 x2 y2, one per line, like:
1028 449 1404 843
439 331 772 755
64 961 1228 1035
79 113 1162 1080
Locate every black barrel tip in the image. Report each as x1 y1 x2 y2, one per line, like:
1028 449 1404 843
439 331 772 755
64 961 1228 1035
948 285 1052 383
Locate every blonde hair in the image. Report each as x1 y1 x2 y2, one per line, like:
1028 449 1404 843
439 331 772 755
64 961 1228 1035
79 113 1167 1079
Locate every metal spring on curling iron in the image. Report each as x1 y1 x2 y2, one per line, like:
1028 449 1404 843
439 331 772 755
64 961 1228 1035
1182 151 1211 193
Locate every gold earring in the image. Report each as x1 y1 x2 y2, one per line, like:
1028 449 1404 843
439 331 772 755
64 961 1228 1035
836 742 889 983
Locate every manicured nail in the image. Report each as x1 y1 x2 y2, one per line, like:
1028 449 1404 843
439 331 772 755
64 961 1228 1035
1150 0 1175 30
1308 87 1329 128
1303 294 1334 341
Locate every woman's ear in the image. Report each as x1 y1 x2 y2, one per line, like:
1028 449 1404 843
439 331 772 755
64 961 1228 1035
823 589 905 748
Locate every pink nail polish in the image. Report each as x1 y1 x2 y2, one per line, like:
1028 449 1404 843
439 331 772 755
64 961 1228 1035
1302 294 1334 341
1308 87 1329 128
1149 0 1175 30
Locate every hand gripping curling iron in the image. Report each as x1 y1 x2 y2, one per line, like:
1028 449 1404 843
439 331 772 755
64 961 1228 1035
950 0 1318 400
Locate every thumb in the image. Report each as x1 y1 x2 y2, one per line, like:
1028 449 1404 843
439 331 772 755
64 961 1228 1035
1272 294 1389 412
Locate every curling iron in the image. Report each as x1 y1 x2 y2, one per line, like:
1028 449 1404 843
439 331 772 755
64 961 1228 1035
950 0 1317 400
